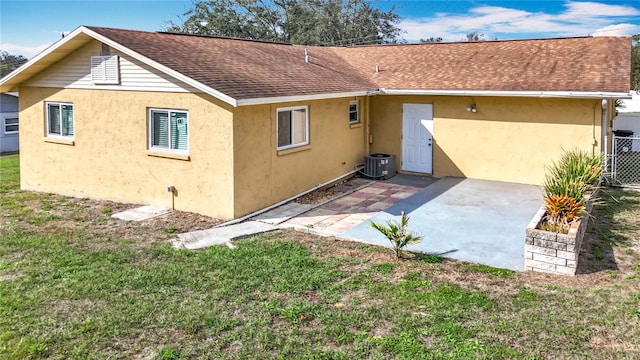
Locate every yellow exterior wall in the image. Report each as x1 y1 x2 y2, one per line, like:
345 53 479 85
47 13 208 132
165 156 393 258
18 87 237 219
232 97 366 216
370 95 602 185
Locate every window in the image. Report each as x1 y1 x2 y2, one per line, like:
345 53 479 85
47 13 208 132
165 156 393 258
277 106 308 150
149 108 189 153
349 100 359 124
46 102 74 138
3 115 18 134
91 55 119 84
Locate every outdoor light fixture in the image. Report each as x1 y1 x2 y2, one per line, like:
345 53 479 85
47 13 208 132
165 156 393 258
466 104 477 112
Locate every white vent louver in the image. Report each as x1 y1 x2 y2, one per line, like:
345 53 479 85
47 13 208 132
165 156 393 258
91 55 119 85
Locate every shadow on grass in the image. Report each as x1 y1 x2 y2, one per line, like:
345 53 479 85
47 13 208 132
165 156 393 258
577 187 640 274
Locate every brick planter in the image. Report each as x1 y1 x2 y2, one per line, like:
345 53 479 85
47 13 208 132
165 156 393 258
524 192 596 275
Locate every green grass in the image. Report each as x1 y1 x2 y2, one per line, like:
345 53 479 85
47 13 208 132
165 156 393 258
1 154 640 359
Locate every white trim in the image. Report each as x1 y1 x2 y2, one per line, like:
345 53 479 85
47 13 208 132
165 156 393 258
0 27 87 87
379 89 632 100
349 100 359 124
237 91 370 106
276 105 309 151
45 101 74 139
40 84 192 93
2 113 19 134
80 27 238 107
147 107 190 154
0 26 238 107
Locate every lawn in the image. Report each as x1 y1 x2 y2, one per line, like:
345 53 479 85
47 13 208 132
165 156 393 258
1 153 639 359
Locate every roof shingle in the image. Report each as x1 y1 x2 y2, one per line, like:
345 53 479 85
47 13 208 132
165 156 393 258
86 26 632 100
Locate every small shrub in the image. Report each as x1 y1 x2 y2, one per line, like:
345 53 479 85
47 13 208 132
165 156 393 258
542 194 586 233
165 227 177 234
370 211 422 258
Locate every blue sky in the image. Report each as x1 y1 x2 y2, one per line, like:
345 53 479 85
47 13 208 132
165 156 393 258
1 0 639 58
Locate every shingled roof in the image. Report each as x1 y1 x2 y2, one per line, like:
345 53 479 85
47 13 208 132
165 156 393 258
336 37 631 93
0 26 631 106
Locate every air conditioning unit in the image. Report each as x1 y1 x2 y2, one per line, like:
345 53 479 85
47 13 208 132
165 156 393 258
362 153 396 180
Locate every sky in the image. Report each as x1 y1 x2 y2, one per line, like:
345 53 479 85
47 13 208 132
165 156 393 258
1 0 640 58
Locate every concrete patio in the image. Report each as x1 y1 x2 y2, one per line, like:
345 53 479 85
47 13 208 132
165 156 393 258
340 177 542 270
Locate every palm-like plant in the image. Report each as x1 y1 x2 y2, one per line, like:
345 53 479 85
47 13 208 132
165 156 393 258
370 211 422 258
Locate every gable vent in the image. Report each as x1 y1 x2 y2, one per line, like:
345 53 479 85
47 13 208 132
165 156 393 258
91 55 119 85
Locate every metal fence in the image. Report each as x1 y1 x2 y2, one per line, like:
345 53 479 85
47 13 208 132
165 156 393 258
609 135 640 188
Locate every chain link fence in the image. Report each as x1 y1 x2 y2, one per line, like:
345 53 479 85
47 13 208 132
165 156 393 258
609 136 640 188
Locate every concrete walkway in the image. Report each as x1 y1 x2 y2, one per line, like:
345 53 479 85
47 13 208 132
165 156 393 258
341 177 542 270
175 221 277 250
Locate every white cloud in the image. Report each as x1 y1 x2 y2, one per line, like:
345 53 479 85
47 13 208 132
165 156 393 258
592 23 640 36
399 1 640 41
0 43 51 59
563 1 640 17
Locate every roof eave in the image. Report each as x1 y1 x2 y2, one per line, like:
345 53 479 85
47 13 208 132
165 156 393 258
236 90 373 106
0 26 239 107
380 89 632 99
81 27 238 106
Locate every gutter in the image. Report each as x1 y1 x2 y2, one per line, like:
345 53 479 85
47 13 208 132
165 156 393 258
379 89 632 100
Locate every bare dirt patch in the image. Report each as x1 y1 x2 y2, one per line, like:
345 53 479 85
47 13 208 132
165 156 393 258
3 192 222 248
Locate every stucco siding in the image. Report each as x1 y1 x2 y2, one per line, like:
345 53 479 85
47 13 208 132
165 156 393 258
18 87 236 219
370 95 602 185
25 40 198 93
232 97 366 217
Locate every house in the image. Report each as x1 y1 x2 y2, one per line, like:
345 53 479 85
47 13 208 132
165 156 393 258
0 92 19 153
0 26 631 219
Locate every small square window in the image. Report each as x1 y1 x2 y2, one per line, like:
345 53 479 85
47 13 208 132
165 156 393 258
149 108 189 153
277 106 308 150
46 102 74 138
349 100 359 124
3 115 18 134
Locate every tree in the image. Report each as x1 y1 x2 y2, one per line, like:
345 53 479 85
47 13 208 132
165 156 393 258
632 34 640 92
166 0 402 46
0 51 28 78
464 31 485 42
420 37 443 43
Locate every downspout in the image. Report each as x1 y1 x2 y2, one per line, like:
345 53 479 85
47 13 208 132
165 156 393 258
601 99 608 171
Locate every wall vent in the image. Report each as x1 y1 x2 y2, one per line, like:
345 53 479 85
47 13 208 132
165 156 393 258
362 153 396 180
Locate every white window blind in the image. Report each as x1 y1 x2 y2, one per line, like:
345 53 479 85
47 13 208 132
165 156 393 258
91 55 119 84
150 109 189 153
46 102 74 137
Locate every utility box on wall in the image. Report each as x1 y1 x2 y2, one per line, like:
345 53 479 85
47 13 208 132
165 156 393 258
363 153 396 180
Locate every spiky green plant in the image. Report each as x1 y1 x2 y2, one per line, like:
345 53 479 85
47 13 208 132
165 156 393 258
541 149 603 232
370 211 422 258
543 149 603 201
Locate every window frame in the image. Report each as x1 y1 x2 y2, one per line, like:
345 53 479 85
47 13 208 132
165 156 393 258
2 114 18 134
276 105 309 151
349 100 359 124
45 102 74 139
147 108 190 154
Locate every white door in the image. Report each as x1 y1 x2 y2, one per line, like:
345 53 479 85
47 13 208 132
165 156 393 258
402 103 433 174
